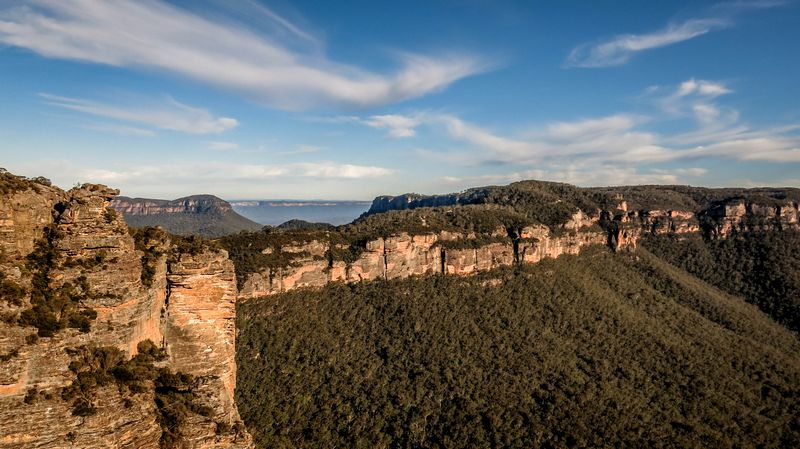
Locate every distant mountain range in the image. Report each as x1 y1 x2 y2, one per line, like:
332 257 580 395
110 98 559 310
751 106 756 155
110 194 261 237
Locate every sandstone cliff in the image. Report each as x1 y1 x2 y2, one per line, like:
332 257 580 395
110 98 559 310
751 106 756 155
238 224 612 300
110 195 261 238
0 172 252 448
112 195 235 216
237 188 800 301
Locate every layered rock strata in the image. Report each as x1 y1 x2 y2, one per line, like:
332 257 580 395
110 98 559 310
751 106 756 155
239 225 610 299
240 196 800 300
0 179 251 448
111 195 234 215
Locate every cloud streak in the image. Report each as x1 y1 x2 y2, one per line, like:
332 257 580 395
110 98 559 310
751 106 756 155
41 93 237 134
351 78 800 172
207 141 239 151
82 161 391 183
566 18 729 68
364 114 422 138
567 2 787 68
0 0 486 109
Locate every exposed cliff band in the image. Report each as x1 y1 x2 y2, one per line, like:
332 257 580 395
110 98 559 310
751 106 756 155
0 172 252 448
237 197 800 300
110 195 261 238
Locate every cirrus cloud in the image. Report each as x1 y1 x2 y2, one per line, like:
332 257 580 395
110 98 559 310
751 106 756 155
0 0 487 110
40 93 238 134
566 18 729 68
565 2 783 68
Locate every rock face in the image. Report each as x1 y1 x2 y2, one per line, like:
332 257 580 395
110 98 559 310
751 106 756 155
109 195 261 238
367 193 463 215
166 250 250 448
111 195 235 215
0 182 65 260
167 250 239 398
700 198 800 237
241 193 800 300
239 227 612 299
0 177 252 448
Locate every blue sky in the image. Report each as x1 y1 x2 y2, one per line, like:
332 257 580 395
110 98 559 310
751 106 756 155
0 0 798 200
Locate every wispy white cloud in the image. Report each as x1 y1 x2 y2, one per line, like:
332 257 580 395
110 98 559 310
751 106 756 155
84 123 156 137
41 93 237 134
0 0 487 109
293 162 391 179
566 18 729 68
676 78 732 97
207 141 239 151
350 78 800 174
80 161 391 184
566 1 785 68
654 78 739 130
364 114 422 138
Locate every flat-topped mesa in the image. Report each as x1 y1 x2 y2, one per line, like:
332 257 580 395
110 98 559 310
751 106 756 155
109 194 261 238
367 193 463 215
0 173 252 448
111 194 234 215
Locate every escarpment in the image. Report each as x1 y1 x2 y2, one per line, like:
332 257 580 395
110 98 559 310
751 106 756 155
234 186 800 301
112 195 235 215
235 224 615 300
109 195 261 238
0 171 251 448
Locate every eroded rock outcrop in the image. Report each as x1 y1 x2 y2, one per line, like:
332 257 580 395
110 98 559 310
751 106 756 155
700 198 800 237
239 226 610 300
0 174 251 449
239 191 800 301
166 250 250 449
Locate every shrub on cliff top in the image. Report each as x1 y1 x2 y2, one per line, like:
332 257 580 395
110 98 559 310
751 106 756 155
0 169 49 194
170 233 221 258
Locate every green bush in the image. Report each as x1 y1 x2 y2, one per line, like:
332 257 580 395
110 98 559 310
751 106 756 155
130 227 169 287
0 170 45 194
103 208 118 223
18 226 97 336
0 348 19 362
61 341 210 447
0 272 26 305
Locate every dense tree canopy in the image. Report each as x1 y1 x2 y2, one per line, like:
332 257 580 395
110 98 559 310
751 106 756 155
236 247 800 449
643 231 800 332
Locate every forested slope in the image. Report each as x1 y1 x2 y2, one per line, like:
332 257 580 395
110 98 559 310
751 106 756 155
643 231 800 332
236 246 800 449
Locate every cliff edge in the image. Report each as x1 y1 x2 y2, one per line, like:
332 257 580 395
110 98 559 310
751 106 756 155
0 170 252 448
110 195 261 238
